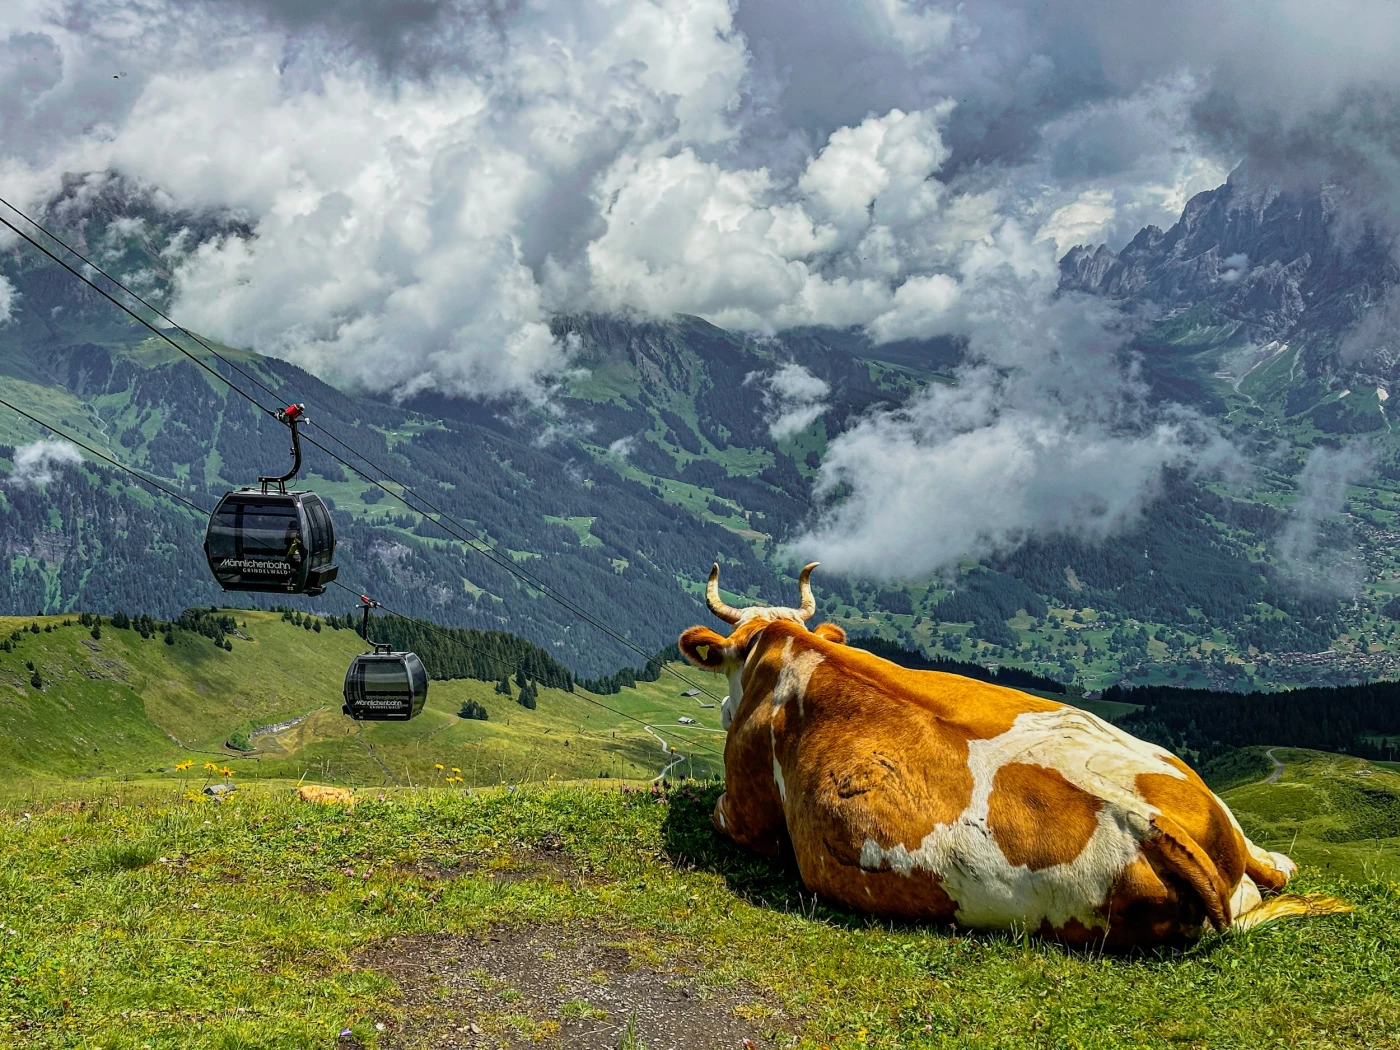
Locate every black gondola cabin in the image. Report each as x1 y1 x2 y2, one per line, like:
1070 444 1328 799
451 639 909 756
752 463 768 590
204 402 338 597
342 595 428 721
204 490 338 596
343 649 429 721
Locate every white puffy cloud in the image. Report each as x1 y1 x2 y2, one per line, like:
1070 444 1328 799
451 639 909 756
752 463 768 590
1 0 754 401
586 105 963 337
795 402 1195 580
0 0 1248 407
607 436 636 459
786 223 1237 579
6 439 83 487
6 0 1398 578
752 363 830 440
1034 190 1116 255
0 275 15 323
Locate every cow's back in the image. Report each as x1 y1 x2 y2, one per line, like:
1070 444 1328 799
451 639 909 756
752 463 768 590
746 625 1262 946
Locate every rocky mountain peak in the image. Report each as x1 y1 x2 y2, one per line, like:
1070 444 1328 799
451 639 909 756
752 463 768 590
1059 165 1399 344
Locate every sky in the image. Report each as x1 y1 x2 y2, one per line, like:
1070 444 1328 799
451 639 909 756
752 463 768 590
3 0 1397 578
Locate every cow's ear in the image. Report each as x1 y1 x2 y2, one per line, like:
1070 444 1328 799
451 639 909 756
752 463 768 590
812 622 847 645
679 626 729 669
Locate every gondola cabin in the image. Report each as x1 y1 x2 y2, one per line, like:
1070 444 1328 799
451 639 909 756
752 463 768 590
204 402 338 597
343 649 429 721
204 489 338 596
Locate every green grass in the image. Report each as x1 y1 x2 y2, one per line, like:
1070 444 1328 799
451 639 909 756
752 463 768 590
0 611 728 788
0 777 1395 1048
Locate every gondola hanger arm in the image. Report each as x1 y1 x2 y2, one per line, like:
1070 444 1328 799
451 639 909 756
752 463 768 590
260 403 308 494
359 594 391 654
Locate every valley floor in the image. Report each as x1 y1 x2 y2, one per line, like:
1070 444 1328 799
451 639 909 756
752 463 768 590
1 764 1398 1050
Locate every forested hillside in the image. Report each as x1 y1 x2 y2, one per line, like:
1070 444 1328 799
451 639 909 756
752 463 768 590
1112 679 1400 764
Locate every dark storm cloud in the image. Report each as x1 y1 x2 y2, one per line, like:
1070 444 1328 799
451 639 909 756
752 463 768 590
201 0 516 78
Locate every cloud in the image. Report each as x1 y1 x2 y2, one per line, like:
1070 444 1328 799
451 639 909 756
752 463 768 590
606 436 636 459
786 223 1236 579
2 0 755 402
1 0 1215 404
584 106 962 336
1220 253 1250 283
1275 442 1376 597
5 439 83 487
5 0 1399 577
0 275 15 323
1338 286 1400 370
1034 190 1116 256
752 362 830 441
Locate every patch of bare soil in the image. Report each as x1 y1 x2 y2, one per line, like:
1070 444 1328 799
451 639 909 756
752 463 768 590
359 925 789 1050
398 835 591 887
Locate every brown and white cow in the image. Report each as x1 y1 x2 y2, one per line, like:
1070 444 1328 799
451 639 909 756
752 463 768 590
680 562 1349 949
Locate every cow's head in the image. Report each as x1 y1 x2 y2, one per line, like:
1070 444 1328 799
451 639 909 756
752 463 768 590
679 562 845 725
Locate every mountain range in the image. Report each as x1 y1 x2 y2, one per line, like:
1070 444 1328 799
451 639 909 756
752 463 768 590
4 168 1400 689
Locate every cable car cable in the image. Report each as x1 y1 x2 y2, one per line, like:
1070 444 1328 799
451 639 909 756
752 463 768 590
0 199 732 703
0 199 731 705
0 197 295 416
0 211 284 420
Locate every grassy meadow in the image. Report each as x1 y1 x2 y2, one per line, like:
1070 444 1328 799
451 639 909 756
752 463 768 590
1 616 1399 1048
0 770 1396 1049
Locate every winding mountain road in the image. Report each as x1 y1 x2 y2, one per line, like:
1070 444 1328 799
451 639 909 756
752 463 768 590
1265 748 1284 784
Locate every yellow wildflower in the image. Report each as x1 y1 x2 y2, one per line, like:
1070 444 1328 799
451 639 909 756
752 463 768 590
174 760 193 772
434 763 444 770
219 767 234 778
203 762 218 772
451 767 461 773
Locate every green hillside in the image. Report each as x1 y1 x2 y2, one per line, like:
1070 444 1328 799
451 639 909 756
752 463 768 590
0 610 727 788
13 196 1400 696
1216 747 1400 882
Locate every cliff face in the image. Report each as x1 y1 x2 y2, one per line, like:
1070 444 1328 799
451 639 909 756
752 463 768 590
1059 167 1400 346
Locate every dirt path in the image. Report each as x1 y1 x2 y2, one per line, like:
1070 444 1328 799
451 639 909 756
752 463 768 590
642 726 688 782
248 707 322 742
1265 747 1284 784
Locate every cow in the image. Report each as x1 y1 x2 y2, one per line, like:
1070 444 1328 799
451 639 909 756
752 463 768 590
679 562 1350 949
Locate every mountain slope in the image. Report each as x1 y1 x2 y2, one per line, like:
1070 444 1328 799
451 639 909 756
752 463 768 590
0 609 727 784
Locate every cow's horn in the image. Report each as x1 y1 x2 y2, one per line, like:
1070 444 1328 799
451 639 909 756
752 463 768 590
797 562 820 620
706 562 742 624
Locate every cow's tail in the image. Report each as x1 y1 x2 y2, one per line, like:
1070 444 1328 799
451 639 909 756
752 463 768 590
1145 814 1233 930
1233 894 1353 932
